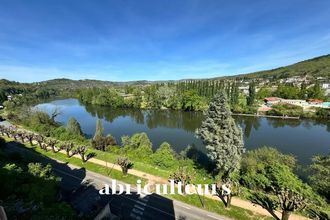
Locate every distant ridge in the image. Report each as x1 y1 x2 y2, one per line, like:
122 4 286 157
1 54 329 88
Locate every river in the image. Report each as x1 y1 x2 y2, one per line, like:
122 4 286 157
34 98 330 165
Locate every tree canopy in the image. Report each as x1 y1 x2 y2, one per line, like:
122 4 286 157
196 91 244 178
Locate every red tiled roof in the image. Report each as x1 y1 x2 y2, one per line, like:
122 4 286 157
264 97 282 102
307 99 323 103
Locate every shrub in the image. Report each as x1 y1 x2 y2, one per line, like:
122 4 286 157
240 147 297 190
267 103 303 117
316 108 330 119
151 142 178 169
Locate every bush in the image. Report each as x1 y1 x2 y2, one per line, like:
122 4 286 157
121 133 153 161
267 103 303 117
308 154 330 201
240 147 297 190
151 142 178 169
316 108 330 119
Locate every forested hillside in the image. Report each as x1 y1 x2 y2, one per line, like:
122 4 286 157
225 54 330 80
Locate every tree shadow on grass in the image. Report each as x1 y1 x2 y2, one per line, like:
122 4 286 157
3 140 177 219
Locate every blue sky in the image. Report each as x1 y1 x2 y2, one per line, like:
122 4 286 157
0 0 329 82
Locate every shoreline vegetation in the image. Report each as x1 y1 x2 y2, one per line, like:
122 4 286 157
0 56 329 219
1 78 329 121
0 123 316 220
0 90 329 220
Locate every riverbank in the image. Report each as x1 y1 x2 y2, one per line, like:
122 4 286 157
232 113 300 119
0 120 311 220
0 137 271 220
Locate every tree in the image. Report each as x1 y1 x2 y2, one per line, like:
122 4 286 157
242 149 325 220
66 117 83 136
47 139 58 153
92 119 107 151
308 154 330 201
0 89 6 104
196 91 244 177
307 83 326 100
247 82 256 105
92 134 117 151
230 83 239 106
93 119 104 140
248 164 319 220
196 91 244 207
60 142 75 158
16 131 26 143
28 163 55 180
76 146 86 162
169 166 195 194
240 147 297 190
275 84 300 99
117 157 133 175
257 87 273 99
35 135 45 149
25 133 35 146
181 90 207 111
151 142 178 169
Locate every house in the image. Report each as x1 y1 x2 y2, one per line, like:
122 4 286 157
307 99 323 105
7 95 12 101
322 83 330 95
322 83 330 89
280 99 307 106
238 86 249 95
264 97 282 106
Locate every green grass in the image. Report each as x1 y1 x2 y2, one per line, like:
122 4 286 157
94 150 173 178
2 136 273 220
3 137 145 185
167 194 272 220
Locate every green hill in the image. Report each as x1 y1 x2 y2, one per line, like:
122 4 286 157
1 54 330 88
226 54 330 80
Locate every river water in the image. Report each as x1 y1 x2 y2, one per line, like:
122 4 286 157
35 98 330 165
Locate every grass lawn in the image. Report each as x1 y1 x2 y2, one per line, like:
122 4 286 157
167 194 272 220
2 136 272 220
3 137 144 185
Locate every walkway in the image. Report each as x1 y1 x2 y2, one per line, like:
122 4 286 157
0 121 309 220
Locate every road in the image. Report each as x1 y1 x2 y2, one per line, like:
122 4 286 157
3 140 230 220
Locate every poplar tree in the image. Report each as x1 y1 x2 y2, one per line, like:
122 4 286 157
247 82 256 105
93 119 104 140
196 90 244 177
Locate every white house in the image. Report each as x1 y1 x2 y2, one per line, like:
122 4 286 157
322 83 330 95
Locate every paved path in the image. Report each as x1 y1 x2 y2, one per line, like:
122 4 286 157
4 142 229 220
0 120 309 220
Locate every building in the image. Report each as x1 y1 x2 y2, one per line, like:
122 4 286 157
322 83 330 95
322 83 330 89
280 99 307 106
264 97 282 106
238 86 249 95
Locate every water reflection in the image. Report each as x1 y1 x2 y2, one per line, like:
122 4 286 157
35 99 330 165
84 103 145 124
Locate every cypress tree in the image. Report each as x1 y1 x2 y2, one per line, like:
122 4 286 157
196 90 244 177
93 119 104 140
66 117 83 136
